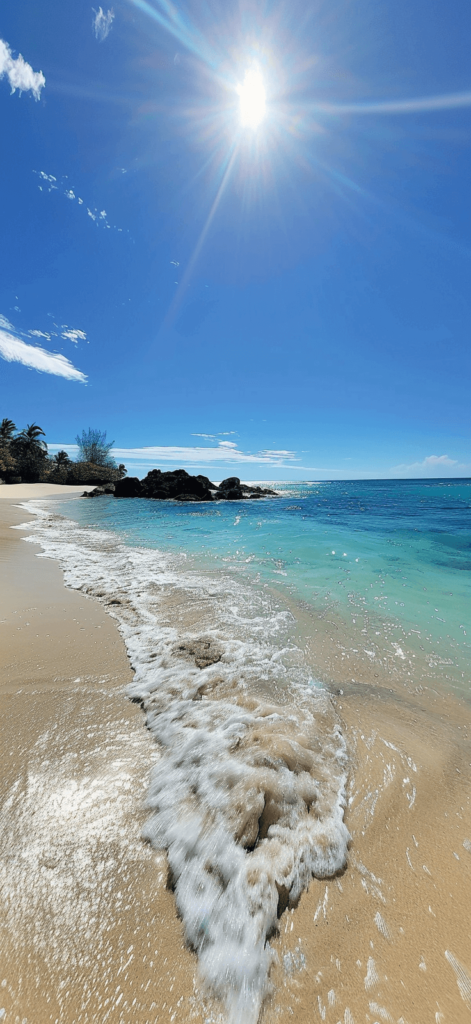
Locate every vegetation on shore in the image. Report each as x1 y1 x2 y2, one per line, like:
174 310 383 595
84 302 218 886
0 420 126 485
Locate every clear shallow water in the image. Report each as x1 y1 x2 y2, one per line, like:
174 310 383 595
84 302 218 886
56 478 471 689
22 500 349 1024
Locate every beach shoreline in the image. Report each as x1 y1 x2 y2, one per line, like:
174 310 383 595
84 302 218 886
0 491 205 1024
1 486 471 1024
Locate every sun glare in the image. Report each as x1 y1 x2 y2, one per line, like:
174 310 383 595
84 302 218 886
238 69 266 128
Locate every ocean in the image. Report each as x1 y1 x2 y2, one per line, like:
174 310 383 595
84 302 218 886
22 477 471 1022
56 477 471 692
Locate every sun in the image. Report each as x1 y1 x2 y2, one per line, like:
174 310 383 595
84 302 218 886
237 69 266 128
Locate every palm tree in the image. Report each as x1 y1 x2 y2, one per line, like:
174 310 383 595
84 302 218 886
0 419 17 478
11 423 48 482
0 418 16 443
15 423 47 455
54 450 71 466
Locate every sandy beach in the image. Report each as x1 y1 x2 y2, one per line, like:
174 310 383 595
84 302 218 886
1 486 471 1024
0 489 204 1024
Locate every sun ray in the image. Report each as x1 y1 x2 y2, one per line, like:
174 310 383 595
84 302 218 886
306 90 471 116
162 140 240 329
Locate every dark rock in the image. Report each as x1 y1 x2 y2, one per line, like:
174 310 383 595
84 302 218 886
82 483 116 498
114 476 143 498
141 468 212 501
195 474 216 490
216 476 245 500
218 476 242 490
174 493 208 502
112 469 278 501
220 487 245 500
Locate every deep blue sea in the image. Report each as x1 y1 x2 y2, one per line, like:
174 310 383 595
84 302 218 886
56 477 471 693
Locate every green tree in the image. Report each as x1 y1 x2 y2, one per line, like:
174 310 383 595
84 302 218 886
0 418 16 443
75 428 116 467
11 423 48 482
0 418 17 479
54 450 71 466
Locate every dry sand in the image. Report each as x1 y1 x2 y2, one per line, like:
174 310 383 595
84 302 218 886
1 487 471 1024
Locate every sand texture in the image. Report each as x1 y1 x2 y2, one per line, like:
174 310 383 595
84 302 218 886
1 488 471 1024
0 498 204 1024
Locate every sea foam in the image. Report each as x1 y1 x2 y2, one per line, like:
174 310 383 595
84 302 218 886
19 502 350 1023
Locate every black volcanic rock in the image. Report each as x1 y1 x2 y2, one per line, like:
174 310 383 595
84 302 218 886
82 484 115 497
216 476 244 500
140 468 213 501
111 469 278 501
174 493 208 502
195 474 216 490
216 476 278 500
114 476 143 498
218 477 241 490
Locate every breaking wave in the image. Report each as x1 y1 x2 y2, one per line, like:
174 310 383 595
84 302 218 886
19 503 350 1023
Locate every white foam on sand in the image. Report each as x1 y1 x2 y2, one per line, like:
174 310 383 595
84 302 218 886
17 502 350 1023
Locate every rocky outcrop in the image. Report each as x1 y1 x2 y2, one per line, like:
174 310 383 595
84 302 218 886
82 483 115 497
112 476 143 498
109 470 278 502
217 477 277 500
141 469 215 501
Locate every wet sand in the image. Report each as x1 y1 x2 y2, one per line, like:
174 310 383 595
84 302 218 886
1 487 471 1024
0 494 204 1024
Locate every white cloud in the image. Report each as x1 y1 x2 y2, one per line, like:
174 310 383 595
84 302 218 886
28 329 51 340
34 172 122 230
0 314 13 330
0 38 45 100
91 445 299 466
61 328 87 343
390 454 468 477
192 432 238 441
259 449 297 458
0 329 86 382
93 7 114 41
38 171 56 184
218 441 238 449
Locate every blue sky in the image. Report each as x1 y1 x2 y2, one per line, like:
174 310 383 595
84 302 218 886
1 0 470 479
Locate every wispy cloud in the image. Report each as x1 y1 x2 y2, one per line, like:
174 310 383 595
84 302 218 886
103 445 298 466
93 7 115 41
192 432 237 441
0 38 45 100
0 328 86 382
61 327 87 343
34 170 124 233
47 443 299 466
390 454 470 477
28 329 51 340
0 314 14 330
36 171 57 190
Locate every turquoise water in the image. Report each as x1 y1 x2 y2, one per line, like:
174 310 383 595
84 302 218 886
56 478 471 689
